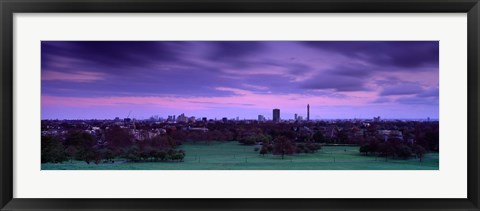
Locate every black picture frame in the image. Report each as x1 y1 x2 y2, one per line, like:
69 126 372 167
1 0 479 210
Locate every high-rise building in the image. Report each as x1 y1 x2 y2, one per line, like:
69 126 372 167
273 108 280 122
294 113 298 121
307 104 310 121
177 113 188 123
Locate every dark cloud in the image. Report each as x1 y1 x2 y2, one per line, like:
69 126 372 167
417 87 439 97
207 42 265 69
301 41 439 70
211 41 264 59
42 65 236 98
299 65 375 92
262 61 312 76
301 73 367 92
41 41 438 105
371 97 391 104
396 96 439 105
327 65 373 78
380 83 424 96
375 77 401 86
41 41 189 72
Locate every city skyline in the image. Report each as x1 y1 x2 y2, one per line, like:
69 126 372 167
41 41 439 120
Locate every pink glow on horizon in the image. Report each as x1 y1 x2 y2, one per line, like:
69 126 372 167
42 86 379 114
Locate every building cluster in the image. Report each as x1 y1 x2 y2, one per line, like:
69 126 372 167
167 114 197 123
271 104 310 123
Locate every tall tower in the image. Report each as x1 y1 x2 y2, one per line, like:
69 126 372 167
307 104 310 121
273 108 280 122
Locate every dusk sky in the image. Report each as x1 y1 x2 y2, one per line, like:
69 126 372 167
41 41 439 120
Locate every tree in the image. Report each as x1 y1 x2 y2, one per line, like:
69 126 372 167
79 150 96 164
272 136 296 159
336 129 349 144
425 130 439 151
157 151 167 161
64 130 97 162
105 126 133 149
64 130 96 150
102 148 115 163
259 146 268 157
412 144 427 162
313 131 326 143
256 134 271 144
65 145 78 162
359 141 378 156
169 150 185 162
395 144 412 159
240 135 257 145
378 142 395 160
306 142 321 152
359 144 370 155
41 136 67 163
123 145 141 162
296 143 307 153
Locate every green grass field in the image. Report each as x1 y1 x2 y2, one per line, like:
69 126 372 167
41 141 439 170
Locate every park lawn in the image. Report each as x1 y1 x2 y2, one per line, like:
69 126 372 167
41 141 439 170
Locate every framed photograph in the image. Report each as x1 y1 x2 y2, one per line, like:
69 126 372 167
1 0 479 210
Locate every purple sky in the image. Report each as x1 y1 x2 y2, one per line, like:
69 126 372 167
41 41 439 120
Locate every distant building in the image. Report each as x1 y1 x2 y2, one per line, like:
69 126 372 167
177 113 188 123
378 130 403 142
202 117 208 122
373 116 381 122
222 117 228 122
273 108 280 122
258 115 266 122
167 115 177 122
188 116 196 123
294 113 298 121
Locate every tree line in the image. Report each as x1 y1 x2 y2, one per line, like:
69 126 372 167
42 125 185 164
359 138 427 161
42 120 439 164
